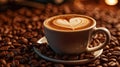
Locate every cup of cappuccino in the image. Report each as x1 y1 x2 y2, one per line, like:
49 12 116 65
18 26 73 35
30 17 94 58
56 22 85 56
43 14 111 54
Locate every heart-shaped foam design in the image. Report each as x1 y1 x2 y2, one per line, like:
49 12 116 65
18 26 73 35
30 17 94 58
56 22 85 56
53 17 90 30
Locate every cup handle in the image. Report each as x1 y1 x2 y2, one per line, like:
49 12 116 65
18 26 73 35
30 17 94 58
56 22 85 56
86 27 111 52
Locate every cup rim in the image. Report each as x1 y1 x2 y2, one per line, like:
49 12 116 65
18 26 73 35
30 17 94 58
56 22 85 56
44 14 96 32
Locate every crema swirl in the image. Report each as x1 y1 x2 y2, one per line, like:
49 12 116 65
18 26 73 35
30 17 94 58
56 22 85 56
44 15 94 31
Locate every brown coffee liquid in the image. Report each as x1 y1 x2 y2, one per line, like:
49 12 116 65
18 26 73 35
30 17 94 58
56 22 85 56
44 15 94 31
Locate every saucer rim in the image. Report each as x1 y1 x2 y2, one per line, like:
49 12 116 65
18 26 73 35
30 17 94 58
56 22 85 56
34 36 103 65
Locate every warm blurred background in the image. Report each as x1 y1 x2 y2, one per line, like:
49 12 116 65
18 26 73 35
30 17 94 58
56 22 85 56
0 0 120 67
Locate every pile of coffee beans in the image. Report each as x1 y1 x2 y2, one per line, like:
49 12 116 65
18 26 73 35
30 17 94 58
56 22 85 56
0 1 120 67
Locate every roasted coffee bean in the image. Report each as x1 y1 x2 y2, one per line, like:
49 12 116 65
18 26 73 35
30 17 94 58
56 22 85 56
68 55 79 60
96 65 103 67
88 63 96 67
5 63 11 67
0 46 10 50
15 56 23 60
0 51 9 57
118 57 120 63
109 56 117 59
28 59 37 64
17 64 25 67
102 63 108 67
40 64 46 67
30 38 38 43
100 54 107 58
54 64 64 67
63 4 71 14
106 53 112 56
25 64 30 67
12 49 21 55
108 61 118 67
94 60 101 65
13 42 21 47
20 37 28 44
12 60 20 66
109 58 116 62
7 51 14 57
19 58 27 64
0 64 4 67
101 58 108 62
32 16 40 22
84 54 95 59
112 51 120 56
0 1 120 67
114 47 120 51
0 59 7 65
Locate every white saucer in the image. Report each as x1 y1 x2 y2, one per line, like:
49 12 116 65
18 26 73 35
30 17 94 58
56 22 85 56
33 36 103 65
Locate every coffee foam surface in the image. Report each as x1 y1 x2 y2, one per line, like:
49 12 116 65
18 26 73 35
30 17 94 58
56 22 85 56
53 17 90 30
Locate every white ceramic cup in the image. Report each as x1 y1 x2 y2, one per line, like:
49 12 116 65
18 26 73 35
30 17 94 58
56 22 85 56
43 14 111 54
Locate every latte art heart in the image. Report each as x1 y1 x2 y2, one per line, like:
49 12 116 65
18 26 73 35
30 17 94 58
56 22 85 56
53 17 90 30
